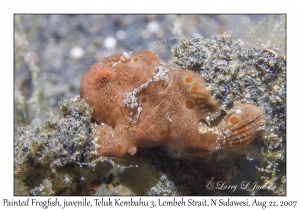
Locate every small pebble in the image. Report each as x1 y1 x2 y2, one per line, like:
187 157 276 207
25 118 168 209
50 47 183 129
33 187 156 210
104 36 117 49
147 21 160 33
116 30 126 40
70 47 84 60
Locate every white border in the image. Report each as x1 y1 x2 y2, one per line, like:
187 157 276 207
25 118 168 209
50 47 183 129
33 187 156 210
2 1 299 209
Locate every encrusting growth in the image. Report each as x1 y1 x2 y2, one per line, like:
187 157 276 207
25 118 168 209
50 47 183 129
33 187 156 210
80 51 265 157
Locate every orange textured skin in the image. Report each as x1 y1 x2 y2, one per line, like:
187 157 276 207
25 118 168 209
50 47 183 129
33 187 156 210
80 51 265 157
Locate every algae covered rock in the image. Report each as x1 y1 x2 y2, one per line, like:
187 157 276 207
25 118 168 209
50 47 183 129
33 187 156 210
15 96 95 169
171 34 286 195
14 96 96 195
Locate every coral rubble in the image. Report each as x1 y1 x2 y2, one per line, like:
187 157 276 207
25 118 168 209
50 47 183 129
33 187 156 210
172 34 286 195
15 97 110 195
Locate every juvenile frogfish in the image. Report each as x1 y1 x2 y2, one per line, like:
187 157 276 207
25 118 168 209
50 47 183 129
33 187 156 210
80 51 265 157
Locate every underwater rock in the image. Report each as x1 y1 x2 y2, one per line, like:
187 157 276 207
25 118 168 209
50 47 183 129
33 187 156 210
171 34 286 195
14 96 116 195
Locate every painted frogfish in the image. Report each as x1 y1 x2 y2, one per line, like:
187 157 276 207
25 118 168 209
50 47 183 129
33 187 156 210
80 51 265 157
